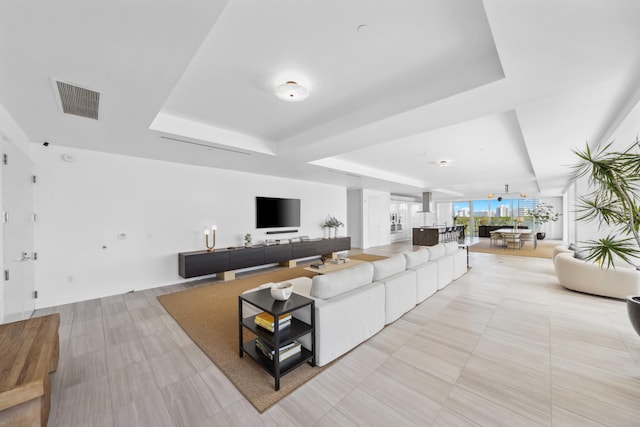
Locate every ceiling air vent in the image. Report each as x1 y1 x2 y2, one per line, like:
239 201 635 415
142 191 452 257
55 80 100 120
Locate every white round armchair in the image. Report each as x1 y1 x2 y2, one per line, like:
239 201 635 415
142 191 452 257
553 246 640 299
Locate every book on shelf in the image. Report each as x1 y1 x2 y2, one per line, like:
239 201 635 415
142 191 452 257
254 312 292 332
255 319 291 332
255 312 291 325
255 340 302 362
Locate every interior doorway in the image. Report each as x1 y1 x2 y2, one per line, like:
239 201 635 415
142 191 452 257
2 140 35 323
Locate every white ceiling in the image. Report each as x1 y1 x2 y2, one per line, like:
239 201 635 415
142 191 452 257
2 0 640 201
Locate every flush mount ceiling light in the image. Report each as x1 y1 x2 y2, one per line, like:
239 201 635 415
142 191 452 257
275 81 309 102
488 184 527 201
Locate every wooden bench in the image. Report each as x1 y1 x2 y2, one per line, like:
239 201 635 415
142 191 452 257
0 314 60 427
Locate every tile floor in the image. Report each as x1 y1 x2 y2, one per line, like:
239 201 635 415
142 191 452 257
32 242 640 426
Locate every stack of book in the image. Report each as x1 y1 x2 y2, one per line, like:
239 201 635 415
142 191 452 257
254 312 292 332
255 340 302 362
309 263 327 269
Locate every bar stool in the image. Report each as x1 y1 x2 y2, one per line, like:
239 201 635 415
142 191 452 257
447 227 454 242
453 225 462 241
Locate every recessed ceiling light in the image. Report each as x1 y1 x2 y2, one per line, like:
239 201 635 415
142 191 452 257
438 160 452 168
274 81 309 102
357 24 368 32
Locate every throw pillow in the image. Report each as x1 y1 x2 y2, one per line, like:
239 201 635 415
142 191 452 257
573 249 588 260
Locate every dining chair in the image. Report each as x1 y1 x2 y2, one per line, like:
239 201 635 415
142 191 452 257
503 233 521 249
519 233 535 249
489 231 503 247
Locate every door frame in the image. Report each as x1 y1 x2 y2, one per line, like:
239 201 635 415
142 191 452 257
1 139 36 323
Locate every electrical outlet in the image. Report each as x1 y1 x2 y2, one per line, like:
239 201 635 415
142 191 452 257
117 233 127 240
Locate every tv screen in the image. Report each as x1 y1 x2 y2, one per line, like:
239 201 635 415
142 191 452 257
256 197 301 228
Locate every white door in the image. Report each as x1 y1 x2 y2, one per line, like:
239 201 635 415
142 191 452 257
2 141 35 323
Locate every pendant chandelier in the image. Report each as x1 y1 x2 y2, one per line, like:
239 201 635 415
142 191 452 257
488 184 527 201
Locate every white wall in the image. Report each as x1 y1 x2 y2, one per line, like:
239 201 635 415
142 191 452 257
563 186 574 245
347 189 363 248
0 105 31 158
32 145 346 308
538 196 563 240
436 202 454 226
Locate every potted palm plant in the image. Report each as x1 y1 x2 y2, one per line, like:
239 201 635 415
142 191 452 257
572 138 640 335
530 202 560 240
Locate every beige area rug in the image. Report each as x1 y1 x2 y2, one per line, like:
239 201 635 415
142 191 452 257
157 253 387 413
468 238 562 259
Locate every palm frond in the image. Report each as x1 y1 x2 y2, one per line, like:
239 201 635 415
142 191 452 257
581 236 640 269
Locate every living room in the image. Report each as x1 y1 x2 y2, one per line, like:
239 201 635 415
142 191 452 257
2 1 640 426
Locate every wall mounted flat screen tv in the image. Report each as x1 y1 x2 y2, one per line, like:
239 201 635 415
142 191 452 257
256 197 301 228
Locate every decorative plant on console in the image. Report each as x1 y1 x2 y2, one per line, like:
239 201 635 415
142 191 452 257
530 202 560 240
323 215 344 238
573 138 640 337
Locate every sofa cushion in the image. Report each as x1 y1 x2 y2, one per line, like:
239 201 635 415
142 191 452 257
427 244 446 260
444 242 459 255
574 249 588 260
451 249 467 280
403 249 429 269
372 255 407 282
412 261 438 303
552 245 574 260
312 282 385 366
382 270 417 324
310 262 374 300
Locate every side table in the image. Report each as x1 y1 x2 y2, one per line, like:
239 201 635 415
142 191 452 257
238 288 315 391
457 236 480 268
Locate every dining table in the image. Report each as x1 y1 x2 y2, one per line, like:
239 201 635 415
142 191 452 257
494 228 537 249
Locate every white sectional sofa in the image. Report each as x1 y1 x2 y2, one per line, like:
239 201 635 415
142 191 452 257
403 248 438 303
278 243 468 366
426 243 453 289
290 262 386 366
371 255 417 325
448 242 468 280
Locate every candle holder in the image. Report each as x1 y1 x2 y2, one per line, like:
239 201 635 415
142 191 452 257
204 225 217 252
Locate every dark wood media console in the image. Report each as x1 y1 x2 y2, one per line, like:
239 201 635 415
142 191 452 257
178 237 351 279
478 225 528 237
